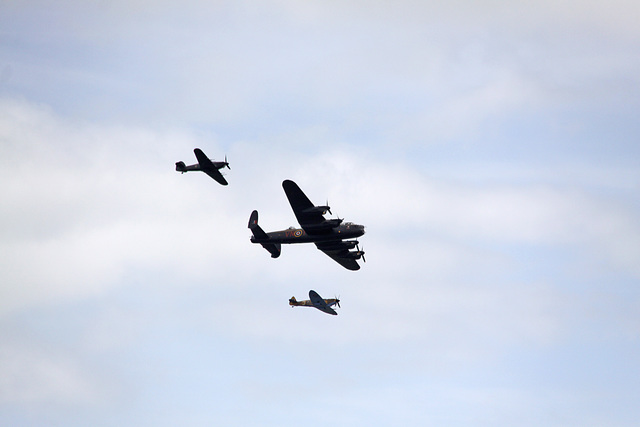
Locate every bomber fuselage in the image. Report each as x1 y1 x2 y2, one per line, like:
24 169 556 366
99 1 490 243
250 222 365 245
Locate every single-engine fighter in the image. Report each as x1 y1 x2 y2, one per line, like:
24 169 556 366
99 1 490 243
248 180 366 270
289 290 340 315
175 148 230 185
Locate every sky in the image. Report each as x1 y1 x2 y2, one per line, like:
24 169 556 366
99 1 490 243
1 0 639 425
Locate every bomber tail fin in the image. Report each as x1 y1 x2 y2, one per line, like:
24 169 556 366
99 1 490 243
248 210 268 238
248 210 281 258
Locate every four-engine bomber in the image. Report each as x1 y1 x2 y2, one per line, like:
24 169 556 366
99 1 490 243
249 180 366 271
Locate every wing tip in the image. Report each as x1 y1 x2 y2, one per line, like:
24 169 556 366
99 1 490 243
282 179 296 189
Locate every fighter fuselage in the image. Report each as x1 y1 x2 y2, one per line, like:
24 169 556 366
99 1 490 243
176 161 228 173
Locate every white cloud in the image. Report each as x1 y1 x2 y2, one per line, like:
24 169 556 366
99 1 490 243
0 98 238 314
2 97 638 327
5 0 638 135
0 342 99 404
1 2 639 421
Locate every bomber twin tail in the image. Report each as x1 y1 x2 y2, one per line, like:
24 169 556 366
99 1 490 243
176 148 230 186
248 180 366 270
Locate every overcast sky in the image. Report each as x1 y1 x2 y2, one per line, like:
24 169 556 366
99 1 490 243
1 1 639 426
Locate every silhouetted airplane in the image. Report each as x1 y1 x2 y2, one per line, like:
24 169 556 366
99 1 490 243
249 180 366 270
175 148 230 185
289 290 340 315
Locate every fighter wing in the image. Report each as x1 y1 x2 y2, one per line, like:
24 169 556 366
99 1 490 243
314 241 361 271
309 290 338 315
282 180 324 228
194 148 228 185
202 169 228 185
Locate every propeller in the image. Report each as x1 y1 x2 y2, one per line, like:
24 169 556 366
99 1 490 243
356 244 366 263
225 155 231 169
326 199 332 215
335 296 341 308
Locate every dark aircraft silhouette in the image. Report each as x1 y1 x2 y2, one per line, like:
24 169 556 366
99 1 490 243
289 290 340 315
248 180 366 270
175 148 230 185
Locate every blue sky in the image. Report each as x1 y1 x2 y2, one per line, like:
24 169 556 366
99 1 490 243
1 1 639 426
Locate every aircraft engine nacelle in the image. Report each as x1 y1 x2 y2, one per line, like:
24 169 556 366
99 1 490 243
324 218 343 228
303 218 343 232
303 205 332 215
318 240 358 251
341 240 359 250
342 249 365 260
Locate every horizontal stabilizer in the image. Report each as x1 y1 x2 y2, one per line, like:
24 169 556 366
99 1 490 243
248 210 268 239
249 210 281 258
261 242 281 258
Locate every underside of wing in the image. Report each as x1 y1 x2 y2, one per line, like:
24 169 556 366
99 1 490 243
309 290 338 315
194 148 215 168
282 180 325 228
194 149 228 185
314 242 361 271
203 168 228 185
317 305 337 315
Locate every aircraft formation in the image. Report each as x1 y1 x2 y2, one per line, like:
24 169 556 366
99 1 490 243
176 148 366 315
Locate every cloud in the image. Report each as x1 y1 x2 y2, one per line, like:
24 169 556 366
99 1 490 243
1 1 640 423
2 96 638 334
0 98 237 314
4 0 638 137
0 340 100 405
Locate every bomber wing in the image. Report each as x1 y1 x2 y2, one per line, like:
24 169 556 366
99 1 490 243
282 180 325 230
309 290 338 315
194 148 228 186
314 241 361 271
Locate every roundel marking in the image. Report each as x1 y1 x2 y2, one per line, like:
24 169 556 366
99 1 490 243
294 229 303 237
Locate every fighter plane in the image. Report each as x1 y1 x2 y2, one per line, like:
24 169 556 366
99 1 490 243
248 179 366 270
175 148 230 185
289 290 340 315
